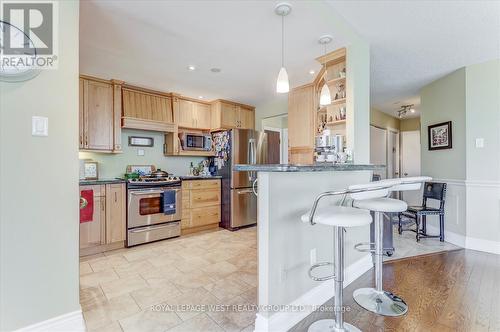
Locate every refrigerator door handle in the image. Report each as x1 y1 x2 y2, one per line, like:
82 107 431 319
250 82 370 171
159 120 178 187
252 179 258 196
248 138 256 182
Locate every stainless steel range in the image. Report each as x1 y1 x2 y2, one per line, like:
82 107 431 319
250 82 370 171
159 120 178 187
125 166 182 247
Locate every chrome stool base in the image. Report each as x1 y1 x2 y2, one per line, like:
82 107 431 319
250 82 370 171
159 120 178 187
308 319 361 332
353 287 408 317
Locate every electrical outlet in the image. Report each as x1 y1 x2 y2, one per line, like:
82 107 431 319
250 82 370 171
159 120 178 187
310 248 317 265
475 138 484 148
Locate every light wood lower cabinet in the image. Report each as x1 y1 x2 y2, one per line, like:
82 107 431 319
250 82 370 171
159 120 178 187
105 183 126 244
80 183 126 256
181 179 221 234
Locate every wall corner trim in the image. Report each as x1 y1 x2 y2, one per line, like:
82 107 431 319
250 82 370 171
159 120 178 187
15 310 85 332
254 254 373 332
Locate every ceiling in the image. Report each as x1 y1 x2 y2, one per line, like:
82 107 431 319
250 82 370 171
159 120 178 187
329 0 500 119
79 1 351 106
80 1 500 119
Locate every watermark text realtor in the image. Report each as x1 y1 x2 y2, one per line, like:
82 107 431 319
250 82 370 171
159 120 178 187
1 1 58 69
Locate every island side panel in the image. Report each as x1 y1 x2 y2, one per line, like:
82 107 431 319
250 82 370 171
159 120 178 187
257 170 372 322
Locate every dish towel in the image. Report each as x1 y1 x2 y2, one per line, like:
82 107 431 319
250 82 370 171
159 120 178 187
80 190 94 223
162 190 176 215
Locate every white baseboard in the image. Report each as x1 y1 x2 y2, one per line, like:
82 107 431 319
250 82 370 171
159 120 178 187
425 224 466 248
466 236 500 255
16 310 85 332
254 254 373 332
426 224 500 255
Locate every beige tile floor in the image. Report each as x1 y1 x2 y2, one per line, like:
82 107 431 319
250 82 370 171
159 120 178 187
80 227 258 332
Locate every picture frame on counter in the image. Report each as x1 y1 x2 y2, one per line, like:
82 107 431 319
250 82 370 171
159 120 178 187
428 121 452 150
83 161 98 180
128 136 154 147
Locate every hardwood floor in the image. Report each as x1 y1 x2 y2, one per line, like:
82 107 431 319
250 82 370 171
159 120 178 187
290 249 500 332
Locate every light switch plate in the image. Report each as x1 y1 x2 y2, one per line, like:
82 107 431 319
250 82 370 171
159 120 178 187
32 116 48 136
137 149 145 156
475 138 484 148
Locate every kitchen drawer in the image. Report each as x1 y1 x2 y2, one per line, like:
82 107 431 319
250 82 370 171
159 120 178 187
80 184 105 196
190 206 220 227
183 179 220 190
190 189 221 208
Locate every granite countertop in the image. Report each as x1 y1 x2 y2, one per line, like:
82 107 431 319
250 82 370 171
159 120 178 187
180 175 222 180
233 163 385 172
79 178 126 185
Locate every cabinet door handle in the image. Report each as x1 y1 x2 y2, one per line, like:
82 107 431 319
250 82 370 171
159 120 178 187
101 197 105 211
114 192 117 202
85 135 88 147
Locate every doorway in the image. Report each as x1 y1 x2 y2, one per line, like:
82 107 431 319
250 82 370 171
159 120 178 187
261 113 288 164
400 130 421 205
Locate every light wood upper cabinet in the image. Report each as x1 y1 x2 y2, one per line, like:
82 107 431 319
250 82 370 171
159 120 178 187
122 88 174 123
239 106 255 130
177 99 195 128
220 102 239 128
288 84 315 164
176 98 212 129
211 100 255 130
193 102 211 129
79 76 122 152
81 79 114 151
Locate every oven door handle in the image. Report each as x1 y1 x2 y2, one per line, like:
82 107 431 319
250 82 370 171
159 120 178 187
130 189 180 196
129 223 178 233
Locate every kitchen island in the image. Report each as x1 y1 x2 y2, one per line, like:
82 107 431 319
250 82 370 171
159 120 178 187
233 164 383 332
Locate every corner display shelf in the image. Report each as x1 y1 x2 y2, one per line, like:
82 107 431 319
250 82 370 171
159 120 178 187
314 48 348 138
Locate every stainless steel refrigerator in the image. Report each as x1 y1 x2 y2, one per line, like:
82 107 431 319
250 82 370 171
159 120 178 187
214 129 268 230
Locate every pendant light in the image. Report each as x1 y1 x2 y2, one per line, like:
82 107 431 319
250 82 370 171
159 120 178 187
319 35 333 106
275 3 292 93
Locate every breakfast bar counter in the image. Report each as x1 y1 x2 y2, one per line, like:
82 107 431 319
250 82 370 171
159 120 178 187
233 163 384 331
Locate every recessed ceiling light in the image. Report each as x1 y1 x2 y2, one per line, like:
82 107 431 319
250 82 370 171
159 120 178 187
210 68 221 73
410 108 415 113
198 96 204 99
187 65 196 71
309 70 315 75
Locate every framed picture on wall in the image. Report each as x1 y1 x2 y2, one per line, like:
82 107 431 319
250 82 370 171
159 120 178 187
428 121 452 150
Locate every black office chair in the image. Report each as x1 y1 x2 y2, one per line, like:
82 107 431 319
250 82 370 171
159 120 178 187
398 182 447 242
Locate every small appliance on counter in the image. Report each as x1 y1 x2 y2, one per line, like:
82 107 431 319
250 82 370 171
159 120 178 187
123 165 182 247
314 130 347 164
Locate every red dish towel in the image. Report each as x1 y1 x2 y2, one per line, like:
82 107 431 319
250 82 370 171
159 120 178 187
80 190 94 223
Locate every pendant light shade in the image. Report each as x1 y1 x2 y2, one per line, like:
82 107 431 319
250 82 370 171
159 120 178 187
319 82 331 106
318 35 333 106
276 67 289 93
275 3 291 94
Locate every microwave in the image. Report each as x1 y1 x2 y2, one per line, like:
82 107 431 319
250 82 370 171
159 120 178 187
181 133 212 151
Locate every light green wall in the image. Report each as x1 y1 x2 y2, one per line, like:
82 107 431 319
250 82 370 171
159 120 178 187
80 129 205 178
420 68 466 180
370 108 400 130
464 59 500 243
465 59 500 182
419 59 500 247
0 2 80 330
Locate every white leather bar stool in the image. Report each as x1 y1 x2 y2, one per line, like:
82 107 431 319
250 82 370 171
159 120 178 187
351 176 432 317
300 183 393 332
